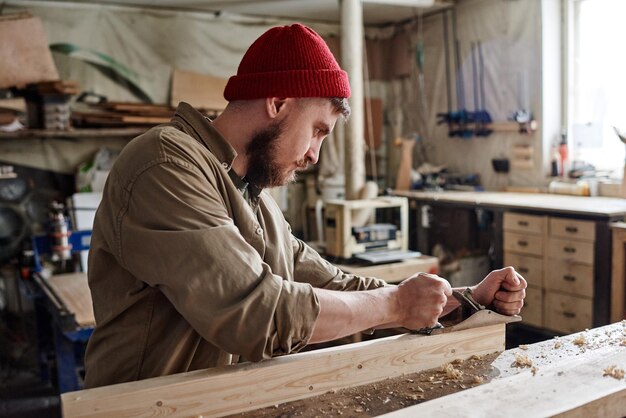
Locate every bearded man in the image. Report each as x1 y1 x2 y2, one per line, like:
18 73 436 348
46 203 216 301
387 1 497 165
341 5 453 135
84 23 526 388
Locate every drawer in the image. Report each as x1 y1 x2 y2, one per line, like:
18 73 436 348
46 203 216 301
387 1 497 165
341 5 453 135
503 252 543 288
545 260 594 298
521 285 543 328
503 232 544 257
544 292 593 334
504 213 546 235
547 237 594 265
549 218 595 242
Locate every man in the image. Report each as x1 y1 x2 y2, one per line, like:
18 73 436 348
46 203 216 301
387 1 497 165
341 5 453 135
84 23 526 388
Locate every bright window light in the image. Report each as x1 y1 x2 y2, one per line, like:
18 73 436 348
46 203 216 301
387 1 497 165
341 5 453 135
570 0 626 174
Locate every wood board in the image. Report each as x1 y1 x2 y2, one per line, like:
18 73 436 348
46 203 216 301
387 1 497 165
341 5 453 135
45 272 94 328
381 345 626 417
61 323 507 417
170 68 227 111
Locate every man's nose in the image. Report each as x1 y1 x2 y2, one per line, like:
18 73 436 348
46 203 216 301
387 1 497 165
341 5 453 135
305 143 321 165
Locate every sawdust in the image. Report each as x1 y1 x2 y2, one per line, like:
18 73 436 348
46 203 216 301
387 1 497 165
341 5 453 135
511 353 533 369
441 363 463 380
230 353 499 417
573 335 587 347
603 365 625 380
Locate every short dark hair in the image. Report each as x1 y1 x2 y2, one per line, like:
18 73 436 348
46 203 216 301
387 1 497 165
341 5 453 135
330 97 351 120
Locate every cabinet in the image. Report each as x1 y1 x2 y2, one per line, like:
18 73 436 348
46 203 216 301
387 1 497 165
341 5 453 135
504 213 595 333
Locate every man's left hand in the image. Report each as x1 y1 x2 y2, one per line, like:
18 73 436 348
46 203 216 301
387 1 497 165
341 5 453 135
470 266 527 316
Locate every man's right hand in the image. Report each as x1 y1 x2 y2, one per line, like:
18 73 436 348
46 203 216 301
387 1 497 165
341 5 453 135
393 273 452 330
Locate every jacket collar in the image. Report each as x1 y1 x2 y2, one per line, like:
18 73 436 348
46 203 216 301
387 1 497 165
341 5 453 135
171 102 262 200
171 102 237 170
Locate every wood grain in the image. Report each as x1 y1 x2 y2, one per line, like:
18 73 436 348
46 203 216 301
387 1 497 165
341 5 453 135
62 324 506 417
381 344 626 418
46 272 94 328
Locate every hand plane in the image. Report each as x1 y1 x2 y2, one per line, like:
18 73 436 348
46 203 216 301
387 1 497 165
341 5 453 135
415 288 521 335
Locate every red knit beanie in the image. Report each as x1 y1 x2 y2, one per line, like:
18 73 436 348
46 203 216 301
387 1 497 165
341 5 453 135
224 23 351 101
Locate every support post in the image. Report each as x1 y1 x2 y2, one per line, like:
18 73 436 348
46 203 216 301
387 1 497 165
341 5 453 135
341 0 366 200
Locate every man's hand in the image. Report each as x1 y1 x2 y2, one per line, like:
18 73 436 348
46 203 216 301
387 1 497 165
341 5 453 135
395 273 452 330
470 266 527 316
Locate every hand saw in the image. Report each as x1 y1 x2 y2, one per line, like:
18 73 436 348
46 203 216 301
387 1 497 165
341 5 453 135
413 288 521 336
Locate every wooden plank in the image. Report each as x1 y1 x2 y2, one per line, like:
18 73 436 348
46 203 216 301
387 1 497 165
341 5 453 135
171 68 227 111
611 223 626 322
46 272 94 328
0 128 145 139
381 345 626 418
61 324 506 417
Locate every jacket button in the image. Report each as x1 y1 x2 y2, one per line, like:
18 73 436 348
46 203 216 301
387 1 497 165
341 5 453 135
221 162 228 169
256 227 263 235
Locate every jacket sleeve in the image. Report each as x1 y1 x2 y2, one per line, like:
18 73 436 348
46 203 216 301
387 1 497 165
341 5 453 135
117 159 319 362
291 235 388 291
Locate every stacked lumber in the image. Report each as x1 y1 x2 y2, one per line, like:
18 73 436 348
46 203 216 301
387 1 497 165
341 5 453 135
72 102 175 128
72 101 219 128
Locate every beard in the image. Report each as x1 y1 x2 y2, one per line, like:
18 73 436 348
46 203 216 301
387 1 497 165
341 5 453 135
244 120 307 189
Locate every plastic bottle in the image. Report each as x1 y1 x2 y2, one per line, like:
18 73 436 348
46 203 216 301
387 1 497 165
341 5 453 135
550 143 559 177
559 132 569 177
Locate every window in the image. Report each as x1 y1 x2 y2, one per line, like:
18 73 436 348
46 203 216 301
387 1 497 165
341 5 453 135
567 0 626 175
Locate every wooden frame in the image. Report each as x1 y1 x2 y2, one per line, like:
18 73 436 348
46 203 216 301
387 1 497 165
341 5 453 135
62 324 506 417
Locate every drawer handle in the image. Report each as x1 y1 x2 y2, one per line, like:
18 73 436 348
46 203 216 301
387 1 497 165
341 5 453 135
563 274 576 282
518 267 529 274
563 246 576 253
563 311 576 318
517 240 528 247
518 221 529 227
565 226 578 233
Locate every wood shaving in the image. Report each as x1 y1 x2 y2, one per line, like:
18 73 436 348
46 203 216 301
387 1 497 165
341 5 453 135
441 363 463 380
573 335 587 347
511 353 533 368
531 366 538 376
518 344 529 350
554 340 562 349
620 338 626 347
472 375 484 384
603 365 625 380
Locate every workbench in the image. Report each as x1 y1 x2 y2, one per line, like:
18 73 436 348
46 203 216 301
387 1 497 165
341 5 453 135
35 272 94 393
61 321 626 417
394 190 626 332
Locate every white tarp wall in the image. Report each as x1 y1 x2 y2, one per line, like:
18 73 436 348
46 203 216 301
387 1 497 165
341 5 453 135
3 0 551 191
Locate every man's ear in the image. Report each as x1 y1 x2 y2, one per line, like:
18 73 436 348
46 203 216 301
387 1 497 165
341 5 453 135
265 97 289 119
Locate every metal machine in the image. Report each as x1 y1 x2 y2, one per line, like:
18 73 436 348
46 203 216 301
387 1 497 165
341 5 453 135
324 196 420 263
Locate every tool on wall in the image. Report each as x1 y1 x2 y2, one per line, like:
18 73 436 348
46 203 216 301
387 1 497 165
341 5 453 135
436 9 473 138
472 41 492 137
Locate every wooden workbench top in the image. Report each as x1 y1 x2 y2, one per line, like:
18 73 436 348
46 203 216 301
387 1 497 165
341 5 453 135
46 272 94 328
394 190 626 217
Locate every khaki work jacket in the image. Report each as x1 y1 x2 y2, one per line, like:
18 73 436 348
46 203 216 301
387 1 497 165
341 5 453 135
83 102 386 388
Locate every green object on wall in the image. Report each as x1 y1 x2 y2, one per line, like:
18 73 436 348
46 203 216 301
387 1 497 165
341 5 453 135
50 43 153 103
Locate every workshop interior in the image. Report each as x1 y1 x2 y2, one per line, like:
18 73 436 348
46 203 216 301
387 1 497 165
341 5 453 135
1 0 626 417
